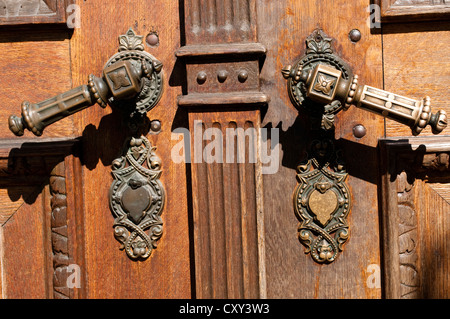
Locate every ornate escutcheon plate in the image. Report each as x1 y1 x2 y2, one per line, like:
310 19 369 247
110 136 165 260
293 139 351 264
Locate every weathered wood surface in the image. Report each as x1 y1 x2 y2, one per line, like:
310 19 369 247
380 137 450 299
0 0 72 26
69 0 192 298
384 21 450 137
257 0 384 298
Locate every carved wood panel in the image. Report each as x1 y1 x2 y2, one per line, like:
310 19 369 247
380 136 450 298
188 111 265 298
376 0 450 21
0 0 73 26
0 138 79 298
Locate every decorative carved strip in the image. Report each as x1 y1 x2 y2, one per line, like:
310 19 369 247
185 0 257 44
0 0 73 26
49 161 70 299
396 172 419 298
380 136 450 298
190 116 263 298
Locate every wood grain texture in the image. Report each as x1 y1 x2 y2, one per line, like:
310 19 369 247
1 188 49 298
69 0 191 298
383 21 450 137
257 0 383 298
188 110 265 298
0 29 73 138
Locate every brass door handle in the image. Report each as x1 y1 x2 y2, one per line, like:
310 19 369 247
282 30 447 135
280 29 447 265
9 31 163 137
7 28 166 261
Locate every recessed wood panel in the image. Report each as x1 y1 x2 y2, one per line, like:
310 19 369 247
257 0 383 298
0 0 72 26
0 29 73 139
376 0 450 21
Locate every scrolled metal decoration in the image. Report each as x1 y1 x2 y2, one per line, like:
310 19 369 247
110 136 165 260
107 28 166 260
293 139 350 264
281 29 353 131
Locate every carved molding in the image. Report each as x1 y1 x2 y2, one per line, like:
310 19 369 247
375 0 450 21
396 172 419 298
188 116 265 298
50 161 70 299
177 0 268 109
0 0 73 26
184 0 257 45
379 136 450 298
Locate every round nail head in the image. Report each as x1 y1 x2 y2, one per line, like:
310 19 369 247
238 70 248 83
146 33 159 46
349 29 361 42
217 70 228 83
353 124 366 138
197 71 207 84
150 120 161 132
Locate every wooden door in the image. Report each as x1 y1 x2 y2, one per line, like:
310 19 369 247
0 0 191 299
0 0 448 300
254 0 449 299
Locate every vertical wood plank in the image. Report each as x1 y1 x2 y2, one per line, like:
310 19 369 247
257 0 384 298
189 110 263 298
69 0 191 298
181 0 267 299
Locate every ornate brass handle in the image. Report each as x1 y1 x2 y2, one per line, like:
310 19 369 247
282 30 447 135
7 28 166 261
280 29 447 265
9 30 163 137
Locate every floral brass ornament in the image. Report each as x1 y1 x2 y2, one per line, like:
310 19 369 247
294 139 350 264
105 27 164 117
313 74 336 96
107 28 165 260
281 28 352 131
110 136 164 260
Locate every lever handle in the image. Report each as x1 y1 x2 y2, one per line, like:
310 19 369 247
7 28 167 261
9 27 163 137
9 60 158 136
281 29 447 135
283 63 447 135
